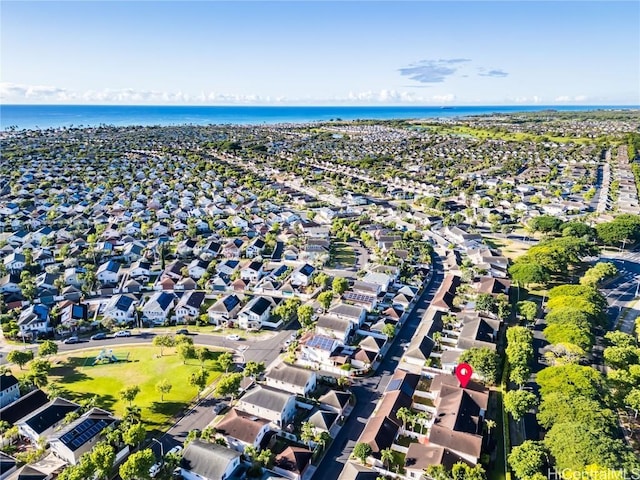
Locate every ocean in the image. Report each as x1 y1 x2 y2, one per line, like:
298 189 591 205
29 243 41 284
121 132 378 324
0 104 635 130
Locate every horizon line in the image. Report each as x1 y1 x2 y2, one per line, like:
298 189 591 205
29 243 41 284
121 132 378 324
2 103 639 108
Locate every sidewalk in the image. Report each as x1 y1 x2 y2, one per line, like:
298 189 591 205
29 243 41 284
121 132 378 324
616 298 640 334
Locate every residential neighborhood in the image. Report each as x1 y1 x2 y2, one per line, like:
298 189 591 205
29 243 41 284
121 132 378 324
1 112 639 480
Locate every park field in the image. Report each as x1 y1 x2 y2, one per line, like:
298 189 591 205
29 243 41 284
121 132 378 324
45 346 224 435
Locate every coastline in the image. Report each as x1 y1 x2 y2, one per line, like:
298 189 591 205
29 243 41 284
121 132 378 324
1 104 637 130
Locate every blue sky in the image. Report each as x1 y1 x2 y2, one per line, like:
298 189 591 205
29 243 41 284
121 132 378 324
1 1 638 105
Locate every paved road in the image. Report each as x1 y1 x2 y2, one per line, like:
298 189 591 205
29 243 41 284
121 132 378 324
312 255 445 480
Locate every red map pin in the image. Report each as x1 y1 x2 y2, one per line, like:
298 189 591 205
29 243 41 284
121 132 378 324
455 363 473 388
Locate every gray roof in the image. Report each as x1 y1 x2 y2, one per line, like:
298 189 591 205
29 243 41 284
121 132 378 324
329 304 364 321
181 440 240 479
317 315 352 333
238 386 293 413
266 363 315 388
308 409 338 431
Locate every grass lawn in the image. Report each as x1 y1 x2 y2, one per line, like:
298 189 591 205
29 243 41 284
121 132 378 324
483 235 531 262
45 346 224 436
332 241 356 267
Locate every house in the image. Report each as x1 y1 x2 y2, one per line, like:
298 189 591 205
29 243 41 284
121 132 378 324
318 390 351 415
0 389 49 427
3 253 25 273
128 260 152 280
338 462 379 480
403 308 443 367
237 296 276 330
59 303 89 328
179 440 241 480
245 237 266 258
222 239 243 258
96 260 120 285
102 294 137 324
427 375 489 465
0 452 17 480
274 446 313 480
240 261 264 283
301 335 340 365
214 408 271 453
361 272 391 293
430 275 460 312
265 363 317 397
456 317 500 351
290 264 315 287
404 443 471 479
328 304 366 326
0 274 21 294
175 291 206 323
141 291 176 322
316 315 353 345
17 305 51 338
49 408 120 465
0 374 20 409
307 408 338 433
187 259 209 280
207 294 243 326
216 259 240 276
17 397 81 444
235 385 297 428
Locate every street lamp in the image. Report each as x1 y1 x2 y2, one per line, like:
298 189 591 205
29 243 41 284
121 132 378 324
152 438 164 464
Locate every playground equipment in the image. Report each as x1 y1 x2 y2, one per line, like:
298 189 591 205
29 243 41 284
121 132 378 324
90 349 130 365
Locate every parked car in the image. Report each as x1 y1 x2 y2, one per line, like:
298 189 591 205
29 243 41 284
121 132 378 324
114 330 131 338
90 332 107 340
166 445 183 456
225 334 240 341
63 336 79 344
176 329 189 335
149 462 162 478
212 402 228 414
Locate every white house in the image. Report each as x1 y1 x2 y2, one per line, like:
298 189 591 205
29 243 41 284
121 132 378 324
290 264 315 287
236 386 297 428
0 374 20 409
265 363 317 397
102 294 137 324
17 398 80 444
215 409 272 453
179 440 241 480
174 291 206 323
237 296 275 330
240 261 264 283
207 294 243 326
141 292 176 322
96 260 120 285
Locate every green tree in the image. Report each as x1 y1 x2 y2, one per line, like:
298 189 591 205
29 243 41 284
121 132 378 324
214 372 243 398
189 369 209 398
301 421 316 447
516 301 538 322
177 343 196 364
508 262 550 287
510 365 532 387
155 379 173 401
625 388 640 417
458 347 500 384
38 340 58 357
382 323 396 338
537 364 606 401
89 441 115 480
7 349 34 370
273 298 301 323
332 277 349 296
195 346 213 367
508 441 547 480
119 448 155 480
603 345 640 370
122 422 146 448
243 361 265 379
119 385 141 406
19 270 37 301
318 291 334 312
152 334 175 356
314 272 330 289
381 448 394 470
504 390 538 421
297 304 315 328
216 351 234 372
352 442 372 465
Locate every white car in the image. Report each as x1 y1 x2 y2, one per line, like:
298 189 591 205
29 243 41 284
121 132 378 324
167 445 183 457
114 330 131 337
226 334 240 341
149 462 162 478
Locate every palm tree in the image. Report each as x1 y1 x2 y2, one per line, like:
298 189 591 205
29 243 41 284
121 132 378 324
416 411 429 434
380 448 394 471
484 419 496 444
396 407 411 431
